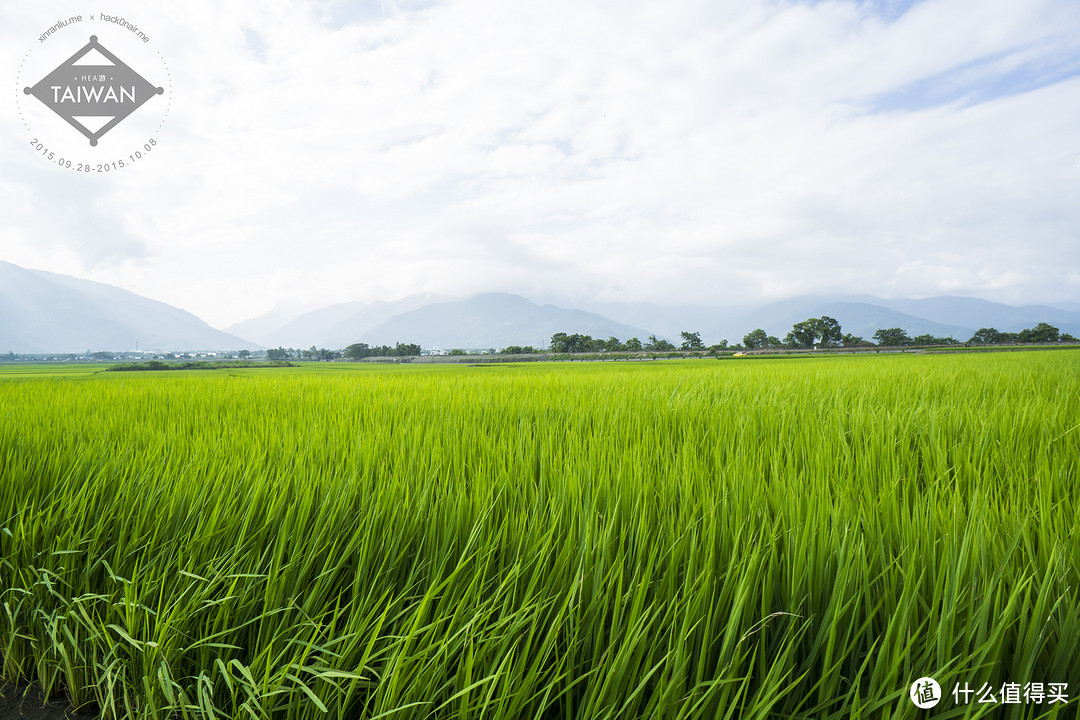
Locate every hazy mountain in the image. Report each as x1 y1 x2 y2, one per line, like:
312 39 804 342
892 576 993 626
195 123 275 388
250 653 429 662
728 297 971 341
7 259 1074 354
0 262 259 353
231 301 367 347
224 302 314 344
245 294 445 348
358 293 654 349
563 299 745 342
870 296 1080 335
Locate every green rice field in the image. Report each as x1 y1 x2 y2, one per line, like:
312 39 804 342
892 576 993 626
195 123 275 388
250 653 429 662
1 352 1078 719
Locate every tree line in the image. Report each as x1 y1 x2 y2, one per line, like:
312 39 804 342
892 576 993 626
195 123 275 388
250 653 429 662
867 322 1073 347
265 343 423 361
267 346 340 361
747 317 1075 348
343 342 422 360
264 318 1075 361
541 318 1076 354
546 331 731 354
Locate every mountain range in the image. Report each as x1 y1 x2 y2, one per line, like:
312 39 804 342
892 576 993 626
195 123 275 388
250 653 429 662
226 294 447 349
2 261 1078 353
226 290 1080 349
0 261 257 353
225 293 656 350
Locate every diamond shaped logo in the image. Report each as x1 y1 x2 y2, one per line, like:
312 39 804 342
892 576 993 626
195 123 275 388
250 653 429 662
23 35 164 146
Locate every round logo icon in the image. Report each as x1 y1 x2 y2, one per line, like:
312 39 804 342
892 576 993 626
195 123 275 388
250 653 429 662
910 676 942 709
16 14 171 173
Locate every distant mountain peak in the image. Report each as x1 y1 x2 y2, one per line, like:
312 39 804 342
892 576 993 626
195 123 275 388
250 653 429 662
0 262 258 353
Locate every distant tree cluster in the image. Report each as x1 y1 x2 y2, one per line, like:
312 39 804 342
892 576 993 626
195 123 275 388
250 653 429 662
646 335 678 351
785 316 843 348
267 346 341 361
741 316 851 349
869 328 958 346
343 342 422 360
742 329 782 349
540 332 741 354
870 323 1075 347
679 332 703 350
738 317 1078 350
743 317 864 349
968 323 1075 344
546 332 711 353
549 333 617 353
548 333 624 353
527 319 1079 357
841 334 870 347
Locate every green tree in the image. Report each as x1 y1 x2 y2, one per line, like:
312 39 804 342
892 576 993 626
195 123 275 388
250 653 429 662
624 337 642 351
267 347 290 361
785 321 816 348
873 328 911 346
680 331 703 350
841 333 866 347
343 343 370 360
237 350 251 359
911 334 957 346
645 335 676 351
1015 323 1059 343
549 333 570 353
743 328 780 349
602 336 624 352
816 316 842 347
743 329 767 348
549 333 600 353
970 328 1006 344
786 316 843 348
578 334 600 352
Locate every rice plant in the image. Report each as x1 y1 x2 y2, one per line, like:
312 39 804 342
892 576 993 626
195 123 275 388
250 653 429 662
1 351 1077 719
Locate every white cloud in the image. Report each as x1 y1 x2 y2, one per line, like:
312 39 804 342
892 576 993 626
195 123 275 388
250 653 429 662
1 0 1078 327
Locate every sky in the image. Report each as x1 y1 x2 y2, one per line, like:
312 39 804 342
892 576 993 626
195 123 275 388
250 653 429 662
2 0 1079 329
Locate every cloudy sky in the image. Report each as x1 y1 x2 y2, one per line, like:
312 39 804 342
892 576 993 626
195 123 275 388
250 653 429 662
2 0 1078 328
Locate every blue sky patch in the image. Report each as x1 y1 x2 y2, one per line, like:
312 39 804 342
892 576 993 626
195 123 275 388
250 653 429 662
868 45 1080 113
